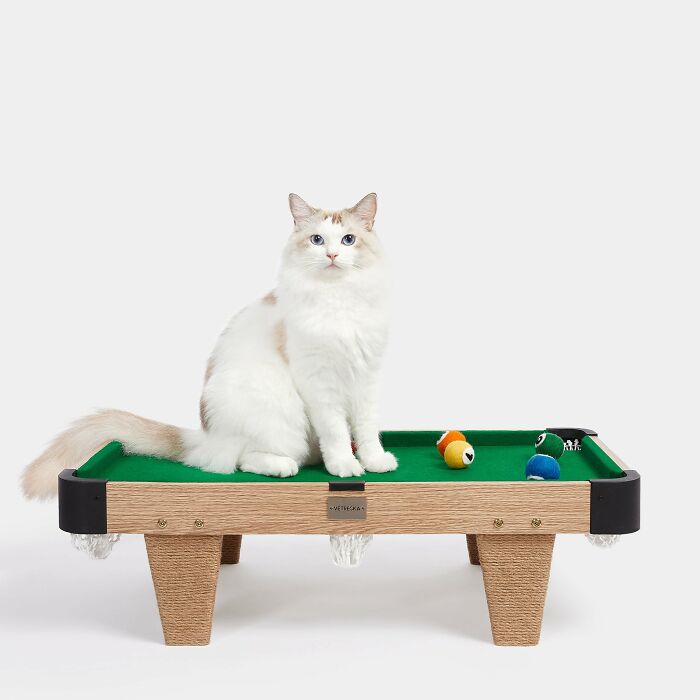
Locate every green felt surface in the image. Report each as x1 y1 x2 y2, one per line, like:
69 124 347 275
75 431 624 483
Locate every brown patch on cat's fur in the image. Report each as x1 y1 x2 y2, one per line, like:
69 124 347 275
323 211 344 225
200 396 209 429
262 291 277 305
161 423 184 454
200 357 216 429
275 321 289 364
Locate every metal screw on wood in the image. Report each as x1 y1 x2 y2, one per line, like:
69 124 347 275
531 518 542 528
194 519 205 529
493 518 504 528
157 519 167 529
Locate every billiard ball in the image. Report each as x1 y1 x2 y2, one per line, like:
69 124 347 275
444 440 475 468
436 430 466 456
535 432 565 460
525 454 561 480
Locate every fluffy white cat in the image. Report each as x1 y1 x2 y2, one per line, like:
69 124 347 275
23 193 397 499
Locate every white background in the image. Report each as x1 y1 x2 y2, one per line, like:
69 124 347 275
1 1 698 698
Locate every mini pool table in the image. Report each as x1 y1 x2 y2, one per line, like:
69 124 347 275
58 428 640 646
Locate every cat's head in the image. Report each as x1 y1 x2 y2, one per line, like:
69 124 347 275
282 193 383 277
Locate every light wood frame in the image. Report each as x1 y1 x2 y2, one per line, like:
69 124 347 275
107 480 591 535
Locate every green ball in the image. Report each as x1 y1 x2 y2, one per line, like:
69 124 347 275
535 432 565 459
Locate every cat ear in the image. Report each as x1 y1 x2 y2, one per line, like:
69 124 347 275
288 193 317 227
349 193 377 231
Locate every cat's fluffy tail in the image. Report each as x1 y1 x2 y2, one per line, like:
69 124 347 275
22 409 186 500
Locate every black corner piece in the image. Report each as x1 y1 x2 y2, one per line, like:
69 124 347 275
590 470 640 534
328 481 365 491
547 427 598 442
58 470 107 534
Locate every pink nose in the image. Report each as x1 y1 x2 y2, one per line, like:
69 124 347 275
327 253 338 261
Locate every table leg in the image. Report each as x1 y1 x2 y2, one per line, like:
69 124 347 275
465 534 480 565
476 534 555 646
145 534 223 646
221 534 243 564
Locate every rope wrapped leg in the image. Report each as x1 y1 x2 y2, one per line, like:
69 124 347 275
466 534 480 565
221 535 243 564
145 535 223 645
476 534 555 646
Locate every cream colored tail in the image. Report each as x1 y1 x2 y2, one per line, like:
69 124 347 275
22 409 185 500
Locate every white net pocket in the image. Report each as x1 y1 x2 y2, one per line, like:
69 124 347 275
70 533 120 559
329 534 373 568
585 533 621 548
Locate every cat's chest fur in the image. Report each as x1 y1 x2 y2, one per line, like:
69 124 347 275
280 280 388 370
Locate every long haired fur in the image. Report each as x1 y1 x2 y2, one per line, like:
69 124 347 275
23 409 185 499
23 193 397 499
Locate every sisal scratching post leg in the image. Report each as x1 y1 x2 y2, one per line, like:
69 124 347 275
145 535 223 646
221 535 243 564
466 534 480 565
476 534 555 646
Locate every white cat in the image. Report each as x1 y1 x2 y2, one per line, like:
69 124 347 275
23 193 397 499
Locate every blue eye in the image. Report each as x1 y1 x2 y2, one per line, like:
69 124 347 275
342 234 356 246
310 234 324 245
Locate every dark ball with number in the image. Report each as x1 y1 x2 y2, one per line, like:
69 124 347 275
535 432 565 459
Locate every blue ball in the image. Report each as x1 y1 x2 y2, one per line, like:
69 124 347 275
526 454 561 480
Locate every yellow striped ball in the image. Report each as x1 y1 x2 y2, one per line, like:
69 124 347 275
444 440 475 469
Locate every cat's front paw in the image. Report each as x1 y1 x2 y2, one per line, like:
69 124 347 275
325 455 365 478
239 454 299 478
360 450 398 473
274 459 300 478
